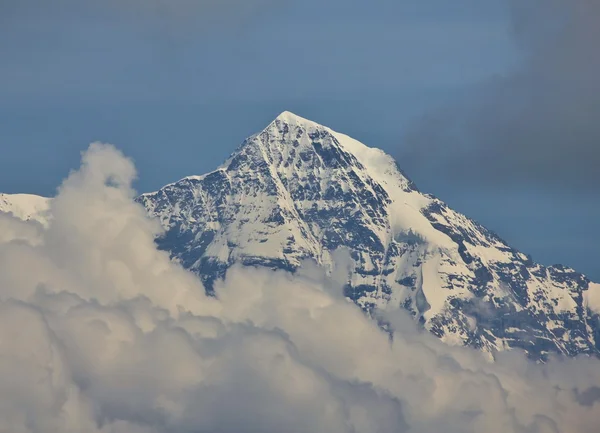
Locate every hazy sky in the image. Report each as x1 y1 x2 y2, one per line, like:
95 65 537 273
1 0 598 280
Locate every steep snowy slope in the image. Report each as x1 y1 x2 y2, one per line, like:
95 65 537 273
0 193 50 226
138 112 600 360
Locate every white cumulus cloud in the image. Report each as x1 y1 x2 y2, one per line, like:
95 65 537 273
0 143 599 433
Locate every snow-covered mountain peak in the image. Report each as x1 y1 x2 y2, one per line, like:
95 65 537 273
134 112 600 360
272 110 316 126
265 110 386 162
4 114 599 361
237 111 417 194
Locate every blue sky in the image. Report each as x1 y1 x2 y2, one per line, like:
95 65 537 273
1 0 598 280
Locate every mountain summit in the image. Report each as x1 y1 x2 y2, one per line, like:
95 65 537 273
138 112 600 360
3 113 597 360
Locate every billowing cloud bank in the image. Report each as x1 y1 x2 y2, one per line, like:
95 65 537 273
0 144 599 433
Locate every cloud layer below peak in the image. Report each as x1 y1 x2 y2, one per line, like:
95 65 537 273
0 143 599 433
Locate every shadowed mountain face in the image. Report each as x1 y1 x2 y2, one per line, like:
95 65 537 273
136 112 600 361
